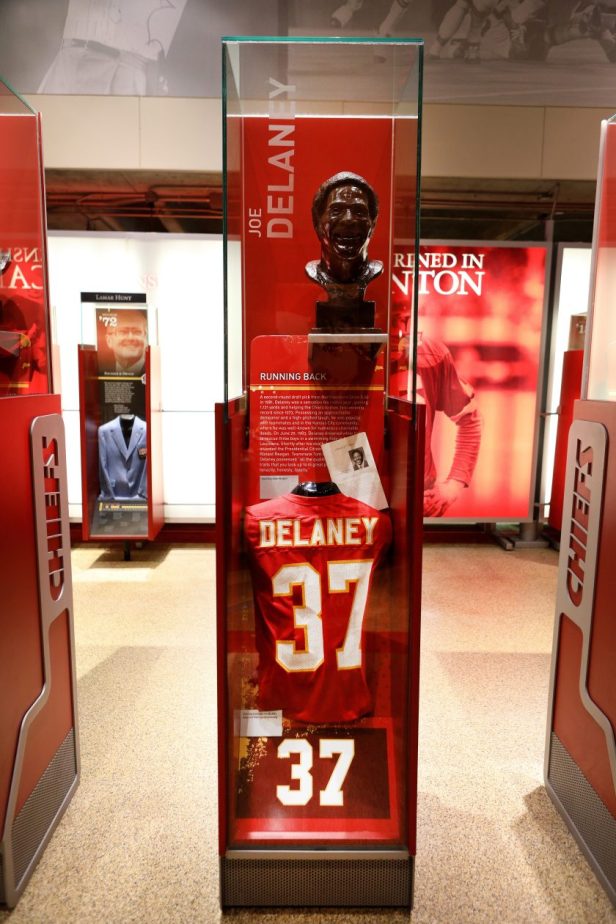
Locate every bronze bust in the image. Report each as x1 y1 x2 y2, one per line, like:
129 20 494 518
306 172 382 330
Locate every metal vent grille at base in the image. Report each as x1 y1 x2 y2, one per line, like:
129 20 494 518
548 732 616 903
221 855 413 907
11 729 77 889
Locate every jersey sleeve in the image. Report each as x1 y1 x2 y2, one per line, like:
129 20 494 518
434 347 476 420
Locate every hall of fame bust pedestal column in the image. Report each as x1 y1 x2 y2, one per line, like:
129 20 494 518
215 36 424 910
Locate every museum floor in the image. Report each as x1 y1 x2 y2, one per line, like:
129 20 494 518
1 542 614 924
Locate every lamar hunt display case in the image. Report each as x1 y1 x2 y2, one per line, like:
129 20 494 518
545 115 616 906
216 37 424 909
0 79 78 908
78 293 163 542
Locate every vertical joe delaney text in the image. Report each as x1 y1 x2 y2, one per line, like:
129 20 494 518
248 77 296 239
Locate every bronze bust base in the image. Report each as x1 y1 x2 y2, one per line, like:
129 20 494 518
314 299 376 332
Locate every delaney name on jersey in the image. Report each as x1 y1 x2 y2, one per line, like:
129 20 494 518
257 516 380 548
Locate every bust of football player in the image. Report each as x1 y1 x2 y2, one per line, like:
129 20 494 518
306 172 383 308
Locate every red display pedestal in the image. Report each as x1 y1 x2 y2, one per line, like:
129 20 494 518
0 394 78 908
216 397 424 907
545 399 616 905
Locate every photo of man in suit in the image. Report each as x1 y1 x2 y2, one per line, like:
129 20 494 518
96 307 148 377
98 414 147 501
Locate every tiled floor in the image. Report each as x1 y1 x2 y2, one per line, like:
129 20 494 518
1 542 614 923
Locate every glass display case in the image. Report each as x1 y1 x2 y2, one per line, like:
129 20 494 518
545 116 616 907
78 292 163 541
216 37 424 909
0 79 78 909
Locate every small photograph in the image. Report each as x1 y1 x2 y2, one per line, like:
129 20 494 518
325 431 376 476
323 432 388 509
349 446 369 471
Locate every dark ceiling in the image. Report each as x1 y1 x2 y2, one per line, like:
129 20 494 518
44 169 224 236
43 169 596 244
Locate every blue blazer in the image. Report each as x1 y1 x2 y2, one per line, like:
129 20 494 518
98 415 147 500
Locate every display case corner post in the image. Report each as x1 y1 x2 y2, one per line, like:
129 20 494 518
215 400 230 858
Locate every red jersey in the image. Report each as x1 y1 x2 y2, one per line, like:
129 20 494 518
244 491 392 724
416 335 476 488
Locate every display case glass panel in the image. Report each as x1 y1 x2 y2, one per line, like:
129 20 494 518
223 36 421 412
0 79 51 397
586 115 616 402
219 37 422 887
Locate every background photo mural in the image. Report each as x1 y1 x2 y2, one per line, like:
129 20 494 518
0 0 615 105
390 241 547 520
